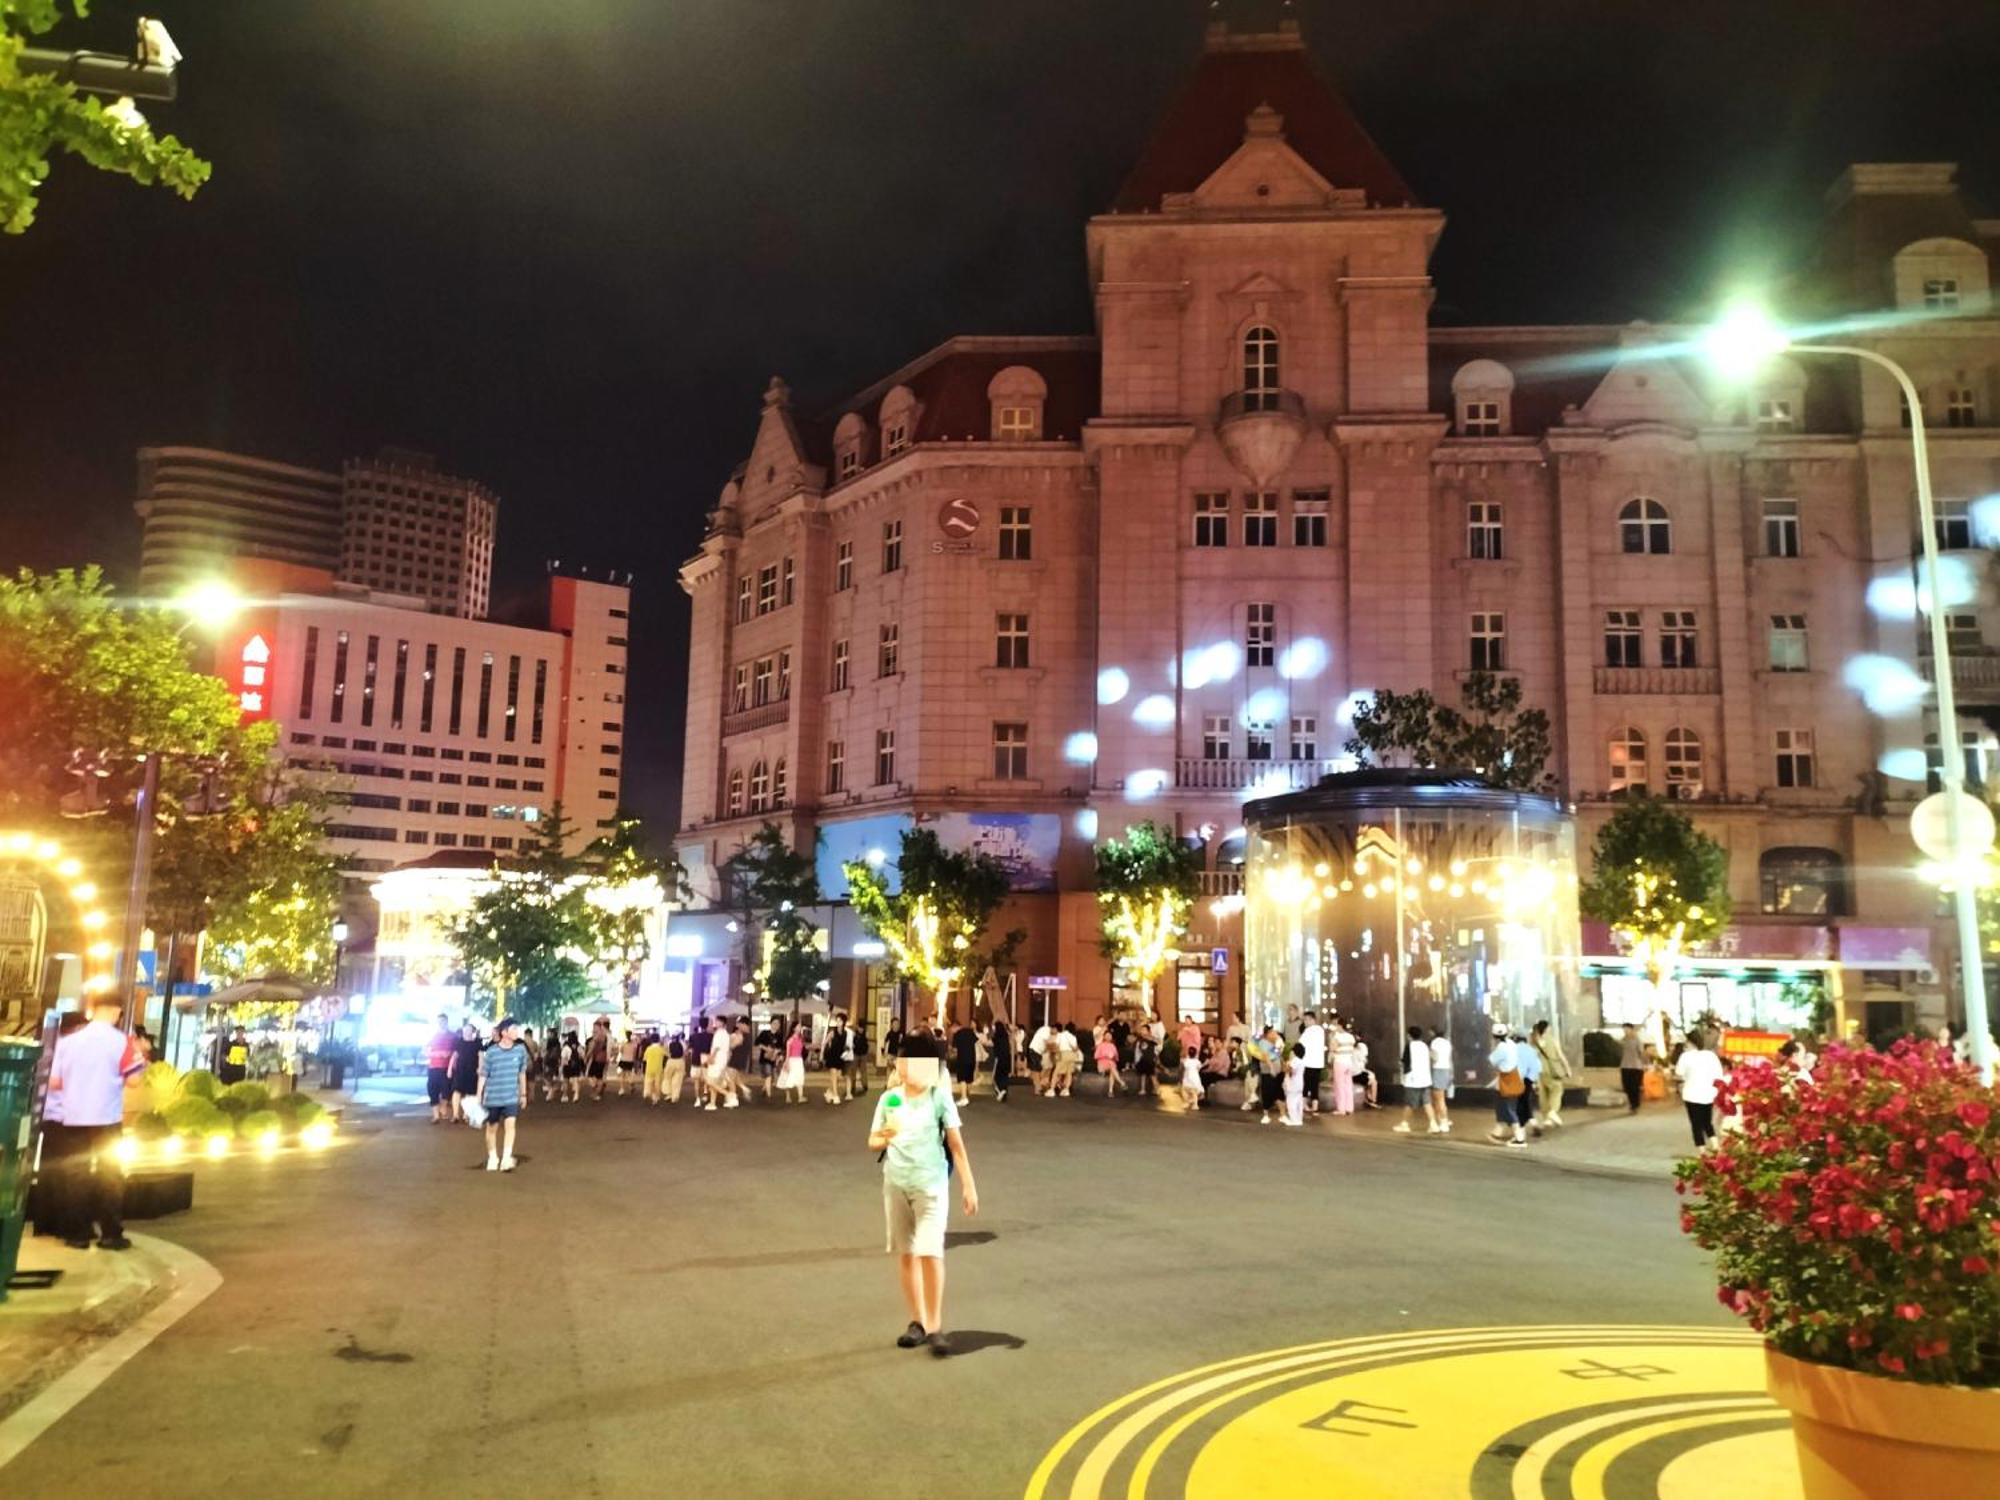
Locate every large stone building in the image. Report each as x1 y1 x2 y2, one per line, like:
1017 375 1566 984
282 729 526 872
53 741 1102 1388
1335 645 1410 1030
675 18 2000 1040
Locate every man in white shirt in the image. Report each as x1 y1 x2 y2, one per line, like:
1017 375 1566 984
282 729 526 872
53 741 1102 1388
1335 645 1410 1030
1297 1012 1327 1115
1028 1021 1054 1095
1392 1026 1435 1134
1674 1031 1727 1149
1427 1029 1454 1133
46 996 144 1250
703 1016 737 1110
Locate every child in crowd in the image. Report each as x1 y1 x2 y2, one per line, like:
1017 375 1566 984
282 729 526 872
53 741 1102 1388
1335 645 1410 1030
1282 1042 1307 1128
1133 1033 1158 1097
1094 1032 1124 1096
1179 1042 1205 1110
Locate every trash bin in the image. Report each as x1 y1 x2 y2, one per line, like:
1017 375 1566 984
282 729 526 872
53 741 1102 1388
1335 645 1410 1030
0 1038 42 1304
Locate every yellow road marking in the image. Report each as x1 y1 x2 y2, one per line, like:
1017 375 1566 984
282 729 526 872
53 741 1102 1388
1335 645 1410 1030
1513 1397 1776 1500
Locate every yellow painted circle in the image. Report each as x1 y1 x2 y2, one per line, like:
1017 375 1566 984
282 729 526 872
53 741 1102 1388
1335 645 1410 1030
1027 1325 1801 1500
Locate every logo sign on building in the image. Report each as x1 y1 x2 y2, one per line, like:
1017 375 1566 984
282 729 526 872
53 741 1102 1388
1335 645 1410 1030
932 497 981 555
237 632 273 719
1211 947 1230 975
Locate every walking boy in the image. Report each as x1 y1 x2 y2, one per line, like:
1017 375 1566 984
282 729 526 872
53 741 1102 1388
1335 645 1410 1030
479 1017 529 1171
867 1035 978 1358
1392 1025 1435 1134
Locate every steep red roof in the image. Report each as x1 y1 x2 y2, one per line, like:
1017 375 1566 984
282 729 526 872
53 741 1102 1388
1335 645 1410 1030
821 337 1100 454
1113 28 1415 212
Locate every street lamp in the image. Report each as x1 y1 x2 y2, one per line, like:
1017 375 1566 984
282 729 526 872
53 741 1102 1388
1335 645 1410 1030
1705 301 1995 1083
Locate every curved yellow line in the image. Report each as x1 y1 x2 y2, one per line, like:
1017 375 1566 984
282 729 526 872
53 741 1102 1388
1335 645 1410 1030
1509 1397 1776 1500
1563 1404 1788 1500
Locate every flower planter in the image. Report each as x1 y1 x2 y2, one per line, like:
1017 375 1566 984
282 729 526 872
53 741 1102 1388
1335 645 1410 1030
1766 1347 2000 1497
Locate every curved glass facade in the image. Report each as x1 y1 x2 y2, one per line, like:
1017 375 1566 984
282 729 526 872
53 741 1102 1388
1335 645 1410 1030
1244 772 1584 1085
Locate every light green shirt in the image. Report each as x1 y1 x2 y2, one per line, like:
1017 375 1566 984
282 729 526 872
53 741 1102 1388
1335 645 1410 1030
871 1084 961 1192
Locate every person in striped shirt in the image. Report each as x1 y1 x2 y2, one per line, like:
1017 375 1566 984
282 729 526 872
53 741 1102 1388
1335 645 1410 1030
479 1017 529 1172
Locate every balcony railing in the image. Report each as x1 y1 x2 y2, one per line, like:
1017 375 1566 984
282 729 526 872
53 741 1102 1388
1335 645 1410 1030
1593 666 1721 696
1918 651 2000 693
1217 387 1307 425
1199 869 1245 897
721 699 789 736
1175 756 1342 792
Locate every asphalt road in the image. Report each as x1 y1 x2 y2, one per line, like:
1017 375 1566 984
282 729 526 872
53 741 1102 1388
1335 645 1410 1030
8 1081 1732 1500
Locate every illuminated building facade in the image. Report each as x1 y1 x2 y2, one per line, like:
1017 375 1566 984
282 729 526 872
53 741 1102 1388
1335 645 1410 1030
677 18 2000 1039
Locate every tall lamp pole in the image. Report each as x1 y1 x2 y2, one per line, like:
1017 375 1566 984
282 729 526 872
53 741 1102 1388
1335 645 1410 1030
1706 308 1994 1083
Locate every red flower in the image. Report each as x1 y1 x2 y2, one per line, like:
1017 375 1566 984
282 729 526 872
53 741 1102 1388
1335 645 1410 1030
1895 1302 1924 1321
1963 1255 1993 1276
1958 1100 1992 1130
1877 1353 1907 1374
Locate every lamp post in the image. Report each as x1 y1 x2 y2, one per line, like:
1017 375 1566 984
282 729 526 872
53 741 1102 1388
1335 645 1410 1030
1706 307 1995 1083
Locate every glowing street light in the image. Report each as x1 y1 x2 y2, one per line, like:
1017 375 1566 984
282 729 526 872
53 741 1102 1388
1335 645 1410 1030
1703 298 1993 1082
173 577 243 634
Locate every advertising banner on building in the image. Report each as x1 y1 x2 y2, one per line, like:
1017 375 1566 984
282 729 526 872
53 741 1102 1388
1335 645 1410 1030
817 811 1061 897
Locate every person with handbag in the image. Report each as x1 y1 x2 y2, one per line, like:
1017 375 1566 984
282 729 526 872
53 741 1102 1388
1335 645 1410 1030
1531 1020 1572 1127
1487 1024 1529 1148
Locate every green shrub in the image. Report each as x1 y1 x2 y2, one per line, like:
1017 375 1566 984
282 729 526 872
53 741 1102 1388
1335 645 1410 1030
132 1110 173 1140
282 1096 327 1129
139 1062 182 1114
239 1109 282 1140
218 1081 271 1112
164 1096 227 1137
179 1069 220 1100
1581 1030 1624 1068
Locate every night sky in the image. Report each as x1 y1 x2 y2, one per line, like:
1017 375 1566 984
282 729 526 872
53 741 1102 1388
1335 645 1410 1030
2 0 1994 833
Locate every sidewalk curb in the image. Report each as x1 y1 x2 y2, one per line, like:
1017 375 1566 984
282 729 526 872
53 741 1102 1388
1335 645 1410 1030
0 1235 222 1469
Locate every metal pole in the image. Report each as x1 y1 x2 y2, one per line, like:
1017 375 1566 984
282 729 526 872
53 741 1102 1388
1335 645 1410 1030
117 753 162 1031
1801 344 1994 1083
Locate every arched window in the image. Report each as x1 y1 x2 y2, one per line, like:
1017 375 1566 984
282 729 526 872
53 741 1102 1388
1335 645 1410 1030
1663 728 1703 800
1243 326 1280 411
832 412 870 481
726 768 745 817
1619 497 1671 555
772 757 788 808
749 760 770 812
986 365 1047 441
1760 847 1847 917
1608 728 1648 796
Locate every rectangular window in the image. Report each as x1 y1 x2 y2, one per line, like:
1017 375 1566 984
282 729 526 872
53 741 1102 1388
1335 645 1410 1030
998 505 1032 560
878 622 900 678
504 654 520 741
1605 609 1643 668
300 626 319 720
1942 611 1984 654
1203 714 1231 760
839 449 861 479
757 564 778 615
1755 398 1796 433
832 541 854 592
875 728 896 785
1659 610 1699 669
1946 388 1977 429
437 801 461 815
1470 612 1506 672
1461 400 1502 437
1768 614 1809 672
777 649 792 701
735 575 753 623
1775 727 1816 788
1245 722 1274 761
831 639 850 693
751 657 774 707
826 740 845 795
1923 277 1960 310
360 635 379 727
883 422 909 456
1246 602 1276 668
1292 489 1329 547
1193 492 1229 548
330 630 350 723
992 721 1028 780
531 658 547 745
1937 499 1972 551
1763 498 1801 558
421 643 438 733
1243 492 1278 547
994 405 1037 440
476 651 494 737
391 640 409 730
1467 500 1504 560
1290 714 1318 760
781 556 796 606
448 646 466 735
995 613 1030 669
882 519 903 574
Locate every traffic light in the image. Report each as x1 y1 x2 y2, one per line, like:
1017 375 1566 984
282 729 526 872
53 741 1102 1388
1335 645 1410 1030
15 48 180 103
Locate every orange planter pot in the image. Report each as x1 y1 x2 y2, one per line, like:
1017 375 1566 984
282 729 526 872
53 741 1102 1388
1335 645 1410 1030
1766 1347 2000 1498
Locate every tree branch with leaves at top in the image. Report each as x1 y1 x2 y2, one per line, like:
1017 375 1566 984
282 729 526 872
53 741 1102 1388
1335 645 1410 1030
1094 820 1203 1017
843 828 1016 1030
1578 795 1730 991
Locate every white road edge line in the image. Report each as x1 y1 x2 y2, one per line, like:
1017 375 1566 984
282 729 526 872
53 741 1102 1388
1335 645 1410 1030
0 1233 222 1473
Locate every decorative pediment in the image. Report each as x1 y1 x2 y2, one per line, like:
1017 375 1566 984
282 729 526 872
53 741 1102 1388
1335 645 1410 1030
1178 105 1361 212
1577 345 1716 431
1219 269 1302 306
736 376 814 504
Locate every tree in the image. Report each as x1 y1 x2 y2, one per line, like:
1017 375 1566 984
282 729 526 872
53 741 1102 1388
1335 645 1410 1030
729 822 827 1017
449 812 597 1028
1579 796 1730 1001
844 828 1019 1029
1 2 210 233
579 815 682 1010
1095 821 1203 1017
1345 672 1553 789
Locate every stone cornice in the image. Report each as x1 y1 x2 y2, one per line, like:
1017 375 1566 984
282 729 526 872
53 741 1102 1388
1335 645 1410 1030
1082 420 1198 460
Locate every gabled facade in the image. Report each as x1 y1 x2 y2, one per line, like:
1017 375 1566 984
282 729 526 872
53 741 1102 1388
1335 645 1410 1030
678 17 2000 1040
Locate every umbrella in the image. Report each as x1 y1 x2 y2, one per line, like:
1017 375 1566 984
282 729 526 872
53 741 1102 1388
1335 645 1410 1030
202 975 324 1007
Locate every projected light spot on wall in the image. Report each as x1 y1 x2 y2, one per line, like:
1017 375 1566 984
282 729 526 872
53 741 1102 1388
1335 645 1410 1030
1279 637 1328 681
1074 808 1099 839
1063 731 1099 764
1973 494 2000 548
1133 694 1175 730
1125 768 1170 801
1245 686 1287 725
1337 690 1371 726
1843 654 1930 716
1867 555 1977 620
1183 641 1240 690
1879 747 1929 781
1097 667 1130 706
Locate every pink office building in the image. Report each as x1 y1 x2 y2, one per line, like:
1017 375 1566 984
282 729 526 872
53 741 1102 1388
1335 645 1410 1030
677 18 2000 1036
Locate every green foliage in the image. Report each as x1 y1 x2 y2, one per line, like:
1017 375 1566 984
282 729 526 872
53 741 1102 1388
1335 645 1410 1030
1094 821 1204 993
0 2 210 234
1343 673 1553 790
177 1067 218 1100
216 1080 270 1112
238 1108 282 1139
131 1110 171 1140
731 822 828 1004
272 1093 324 1128
163 1094 225 1136
1579 796 1730 977
843 828 1017 1001
1581 1030 1624 1068
577 815 683 999
138 1060 179 1113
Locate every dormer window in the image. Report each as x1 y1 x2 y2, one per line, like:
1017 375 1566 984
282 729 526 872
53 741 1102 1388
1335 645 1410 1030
986 365 1047 441
1755 398 1796 433
877 385 918 458
883 422 909 455
1895 238 1988 314
1925 278 1961 310
839 449 861 478
833 411 869 480
1450 359 1515 437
